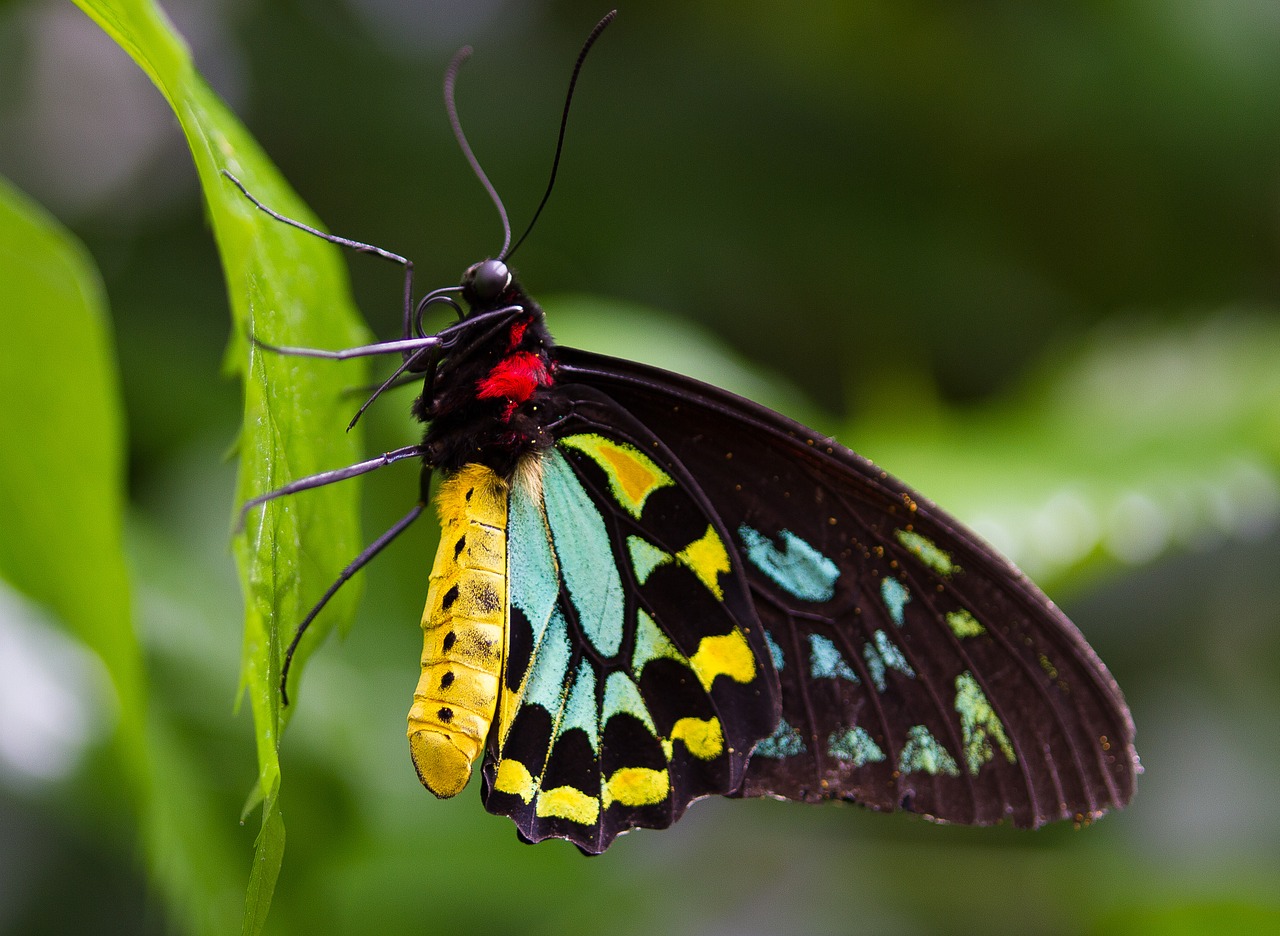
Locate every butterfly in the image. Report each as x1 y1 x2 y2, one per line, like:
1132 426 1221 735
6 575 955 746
231 12 1137 854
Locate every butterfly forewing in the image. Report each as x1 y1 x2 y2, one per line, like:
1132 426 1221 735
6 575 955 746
555 348 1137 828
481 387 781 852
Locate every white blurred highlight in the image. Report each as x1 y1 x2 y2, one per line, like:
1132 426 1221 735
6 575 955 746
0 583 116 785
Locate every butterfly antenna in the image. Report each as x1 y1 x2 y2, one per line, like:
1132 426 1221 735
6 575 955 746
505 9 618 260
445 45 512 259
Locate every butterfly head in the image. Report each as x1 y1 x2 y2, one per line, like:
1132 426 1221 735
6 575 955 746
461 259 514 312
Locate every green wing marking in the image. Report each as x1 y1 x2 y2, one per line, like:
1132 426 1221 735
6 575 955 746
955 671 1016 775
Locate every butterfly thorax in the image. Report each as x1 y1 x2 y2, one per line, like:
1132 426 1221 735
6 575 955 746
417 263 564 478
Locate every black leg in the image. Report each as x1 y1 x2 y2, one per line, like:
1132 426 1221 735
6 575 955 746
252 332 440 361
238 443 427 529
244 293 521 367
342 372 426 400
223 170 416 341
347 344 438 432
280 501 427 705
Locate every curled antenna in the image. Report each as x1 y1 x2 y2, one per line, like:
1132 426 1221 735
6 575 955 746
445 46 513 258
505 9 618 260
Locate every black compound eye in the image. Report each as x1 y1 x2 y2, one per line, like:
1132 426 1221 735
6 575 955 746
465 259 511 302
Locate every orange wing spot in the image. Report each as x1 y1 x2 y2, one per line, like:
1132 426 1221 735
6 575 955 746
560 435 675 519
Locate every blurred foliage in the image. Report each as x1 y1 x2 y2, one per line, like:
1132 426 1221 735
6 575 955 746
0 1 1278 935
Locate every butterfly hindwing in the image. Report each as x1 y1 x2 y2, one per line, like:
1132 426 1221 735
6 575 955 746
481 388 781 852
554 348 1137 828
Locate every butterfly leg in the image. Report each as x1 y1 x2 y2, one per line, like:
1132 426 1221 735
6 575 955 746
237 443 428 528
347 343 440 431
280 501 427 704
251 332 441 362
343 371 428 400
223 170 417 344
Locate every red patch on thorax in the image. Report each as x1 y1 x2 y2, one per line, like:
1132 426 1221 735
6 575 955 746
477 351 552 417
507 319 529 349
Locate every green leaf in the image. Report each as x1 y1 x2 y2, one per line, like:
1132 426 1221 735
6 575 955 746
0 182 228 930
73 1 370 932
0 174 243 936
243 805 286 933
0 175 140 772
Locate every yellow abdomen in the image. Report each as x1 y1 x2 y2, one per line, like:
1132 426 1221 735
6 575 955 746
407 465 509 797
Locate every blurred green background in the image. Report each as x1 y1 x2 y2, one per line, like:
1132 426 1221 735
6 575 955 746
2 1 1279 934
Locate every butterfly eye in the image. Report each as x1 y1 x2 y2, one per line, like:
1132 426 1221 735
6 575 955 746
465 259 512 303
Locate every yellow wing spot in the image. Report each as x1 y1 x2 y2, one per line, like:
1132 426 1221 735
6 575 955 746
493 759 536 803
560 434 674 519
536 786 600 825
1039 653 1059 680
671 716 724 760
677 525 731 600
689 631 757 692
604 767 670 808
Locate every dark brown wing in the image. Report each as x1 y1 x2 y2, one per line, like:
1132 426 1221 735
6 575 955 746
555 347 1137 828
